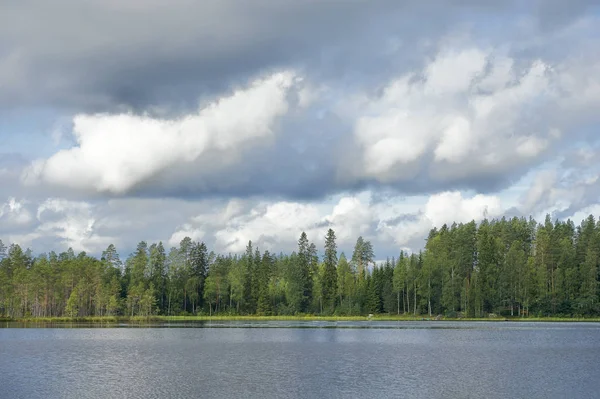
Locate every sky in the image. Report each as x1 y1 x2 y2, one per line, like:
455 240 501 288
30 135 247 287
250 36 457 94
1 0 600 259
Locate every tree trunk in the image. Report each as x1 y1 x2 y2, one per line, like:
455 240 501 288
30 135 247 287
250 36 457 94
413 281 417 315
320 297 323 314
168 291 171 316
428 278 432 317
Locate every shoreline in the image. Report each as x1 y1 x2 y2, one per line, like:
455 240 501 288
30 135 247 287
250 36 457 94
3 315 600 323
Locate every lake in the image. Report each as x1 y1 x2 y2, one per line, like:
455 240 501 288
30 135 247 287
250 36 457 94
1 321 600 398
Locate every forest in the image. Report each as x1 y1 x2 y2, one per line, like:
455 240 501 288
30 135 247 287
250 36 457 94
0 214 599 319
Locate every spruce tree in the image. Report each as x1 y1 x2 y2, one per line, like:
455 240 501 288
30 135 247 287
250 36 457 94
322 228 338 313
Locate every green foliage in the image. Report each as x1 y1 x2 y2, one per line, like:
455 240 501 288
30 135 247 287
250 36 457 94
65 286 80 318
322 229 338 313
1 215 600 318
337 253 354 313
351 236 374 280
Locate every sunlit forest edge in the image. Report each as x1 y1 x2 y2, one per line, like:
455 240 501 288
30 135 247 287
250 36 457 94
2 214 600 320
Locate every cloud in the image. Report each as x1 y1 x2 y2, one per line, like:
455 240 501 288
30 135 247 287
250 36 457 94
347 48 562 189
22 42 600 201
518 162 600 220
168 225 206 248
4 2 600 259
3 174 599 259
212 201 321 253
36 199 114 253
377 191 504 249
0 0 516 112
3 198 114 253
167 194 375 254
0 197 33 227
23 71 297 194
166 190 503 257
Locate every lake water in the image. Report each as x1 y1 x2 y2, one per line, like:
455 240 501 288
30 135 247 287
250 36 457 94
1 321 600 398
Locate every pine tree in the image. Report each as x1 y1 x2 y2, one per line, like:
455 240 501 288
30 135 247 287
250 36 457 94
256 251 273 315
351 236 374 280
149 242 167 312
298 232 313 312
190 242 208 310
322 229 338 313
366 274 380 314
130 241 148 288
337 253 354 313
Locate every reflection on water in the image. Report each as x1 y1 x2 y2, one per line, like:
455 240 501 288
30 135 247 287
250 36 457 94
4 320 600 329
1 322 600 399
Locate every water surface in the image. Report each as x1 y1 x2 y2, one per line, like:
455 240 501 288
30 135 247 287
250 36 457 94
1 321 599 398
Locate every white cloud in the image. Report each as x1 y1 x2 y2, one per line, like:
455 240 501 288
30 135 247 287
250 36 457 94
520 169 558 213
517 166 600 218
349 48 563 183
168 224 206 248
165 190 505 257
324 197 373 243
35 198 112 253
0 197 33 226
10 176 600 258
378 191 504 247
6 20 600 260
296 78 326 109
424 192 503 227
5 198 113 253
434 116 474 163
424 48 487 95
516 136 549 158
568 204 600 226
213 200 322 253
14 40 600 203
168 195 375 254
23 71 297 194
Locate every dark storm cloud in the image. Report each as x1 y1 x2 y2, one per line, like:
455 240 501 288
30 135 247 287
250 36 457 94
0 0 403 112
2 0 584 114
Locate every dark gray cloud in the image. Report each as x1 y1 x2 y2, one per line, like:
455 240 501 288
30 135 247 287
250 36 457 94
0 0 402 112
2 0 592 114
534 0 600 30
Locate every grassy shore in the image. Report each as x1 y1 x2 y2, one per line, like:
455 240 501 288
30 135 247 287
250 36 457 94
4 315 600 323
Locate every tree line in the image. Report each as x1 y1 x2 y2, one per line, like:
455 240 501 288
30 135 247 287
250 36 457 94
0 214 599 318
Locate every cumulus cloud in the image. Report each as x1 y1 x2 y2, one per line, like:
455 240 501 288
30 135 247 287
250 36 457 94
168 225 206 248
23 72 297 194
4 2 600 258
212 201 322 253
23 43 600 201
423 192 503 226
36 199 115 253
377 191 504 249
0 197 33 227
167 195 375 254
348 49 562 187
4 198 114 254
4 177 600 259
165 190 503 256
518 164 600 220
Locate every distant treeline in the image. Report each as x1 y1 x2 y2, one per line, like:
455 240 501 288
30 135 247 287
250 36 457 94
1 214 599 318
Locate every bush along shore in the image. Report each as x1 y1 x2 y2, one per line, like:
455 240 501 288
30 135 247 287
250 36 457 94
4 315 600 324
